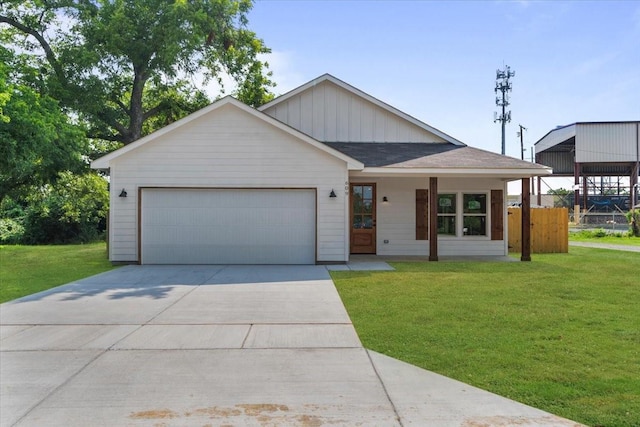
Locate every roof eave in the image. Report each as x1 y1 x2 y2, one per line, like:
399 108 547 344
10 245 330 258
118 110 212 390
351 167 553 179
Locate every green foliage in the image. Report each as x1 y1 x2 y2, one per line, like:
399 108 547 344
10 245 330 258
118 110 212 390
547 188 573 208
626 210 639 237
1 0 275 145
547 187 572 195
0 59 9 123
0 218 24 244
5 172 110 244
141 80 212 134
333 249 640 427
569 229 640 246
0 46 88 202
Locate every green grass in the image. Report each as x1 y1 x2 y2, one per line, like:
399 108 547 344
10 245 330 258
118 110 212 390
332 247 640 427
569 230 640 246
0 242 116 303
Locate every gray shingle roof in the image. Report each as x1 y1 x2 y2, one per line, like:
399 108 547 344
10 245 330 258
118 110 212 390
323 142 549 170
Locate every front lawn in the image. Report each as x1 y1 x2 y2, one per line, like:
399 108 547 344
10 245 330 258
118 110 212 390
0 242 116 303
332 247 640 427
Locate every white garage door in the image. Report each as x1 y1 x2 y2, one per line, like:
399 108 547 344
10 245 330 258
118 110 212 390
141 189 316 264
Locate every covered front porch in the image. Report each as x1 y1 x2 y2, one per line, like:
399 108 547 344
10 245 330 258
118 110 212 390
326 142 551 263
346 173 539 262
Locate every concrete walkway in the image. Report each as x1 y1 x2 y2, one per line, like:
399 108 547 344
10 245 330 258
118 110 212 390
1 265 583 426
570 241 640 252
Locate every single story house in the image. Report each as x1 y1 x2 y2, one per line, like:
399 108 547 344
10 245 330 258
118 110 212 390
92 74 551 264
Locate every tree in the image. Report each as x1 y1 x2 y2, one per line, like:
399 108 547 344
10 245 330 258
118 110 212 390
20 171 110 244
547 187 573 208
0 0 274 146
0 47 88 203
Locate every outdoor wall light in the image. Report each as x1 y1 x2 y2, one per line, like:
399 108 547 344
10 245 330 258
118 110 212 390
119 188 128 198
329 189 337 198
382 196 389 203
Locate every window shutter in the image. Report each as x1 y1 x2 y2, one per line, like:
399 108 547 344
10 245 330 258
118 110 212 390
416 189 429 240
491 189 504 240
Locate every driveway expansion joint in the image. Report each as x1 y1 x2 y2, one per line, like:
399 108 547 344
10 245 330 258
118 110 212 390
240 323 253 348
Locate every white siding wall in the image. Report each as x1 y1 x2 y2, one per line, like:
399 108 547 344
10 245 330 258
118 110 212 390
350 177 507 257
264 81 447 143
576 122 640 163
108 104 348 263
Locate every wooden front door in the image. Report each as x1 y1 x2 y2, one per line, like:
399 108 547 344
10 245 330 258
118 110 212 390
350 183 376 254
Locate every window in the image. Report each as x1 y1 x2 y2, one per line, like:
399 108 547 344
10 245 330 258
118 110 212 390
352 185 374 229
435 192 489 237
463 193 487 236
437 194 456 235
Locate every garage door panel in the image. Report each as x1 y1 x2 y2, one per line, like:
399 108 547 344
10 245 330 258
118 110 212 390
141 189 316 264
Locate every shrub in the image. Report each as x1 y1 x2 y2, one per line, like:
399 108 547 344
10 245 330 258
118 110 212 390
0 217 24 244
20 172 109 244
626 210 640 237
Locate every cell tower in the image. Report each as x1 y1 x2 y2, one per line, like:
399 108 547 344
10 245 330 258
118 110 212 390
494 65 515 155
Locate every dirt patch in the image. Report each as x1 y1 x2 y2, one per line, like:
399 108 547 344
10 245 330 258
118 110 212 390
129 409 178 420
297 414 324 426
129 403 354 425
190 406 243 418
237 403 290 416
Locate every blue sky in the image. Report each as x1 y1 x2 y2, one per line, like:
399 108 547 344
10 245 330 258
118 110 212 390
246 0 640 167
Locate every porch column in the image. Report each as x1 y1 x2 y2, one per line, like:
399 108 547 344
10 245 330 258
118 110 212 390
537 176 542 206
631 161 639 207
582 170 588 212
521 177 531 262
574 162 581 224
429 177 438 261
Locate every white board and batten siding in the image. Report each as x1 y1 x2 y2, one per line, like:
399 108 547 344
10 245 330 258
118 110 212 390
262 80 447 143
351 177 508 257
108 103 348 264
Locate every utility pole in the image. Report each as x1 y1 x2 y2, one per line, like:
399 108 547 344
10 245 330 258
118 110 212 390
494 65 515 155
517 124 527 160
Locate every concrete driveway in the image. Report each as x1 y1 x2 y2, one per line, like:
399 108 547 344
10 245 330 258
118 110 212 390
1 265 582 426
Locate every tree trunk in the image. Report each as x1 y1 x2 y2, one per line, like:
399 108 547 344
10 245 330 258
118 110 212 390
127 66 148 144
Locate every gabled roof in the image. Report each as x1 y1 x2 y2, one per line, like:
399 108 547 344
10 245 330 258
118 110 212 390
91 96 364 170
325 142 552 178
259 73 466 146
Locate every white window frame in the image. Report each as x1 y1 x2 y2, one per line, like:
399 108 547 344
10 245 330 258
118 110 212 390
437 192 490 239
